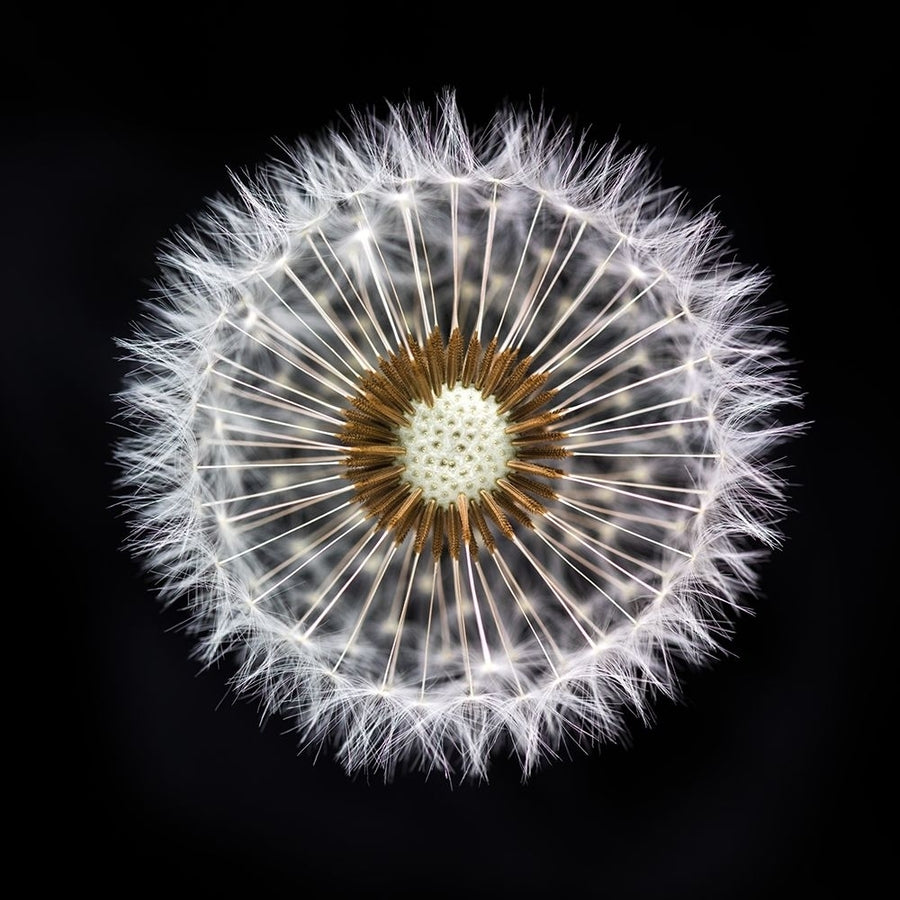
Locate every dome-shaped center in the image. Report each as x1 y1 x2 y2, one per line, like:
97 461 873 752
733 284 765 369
396 385 515 507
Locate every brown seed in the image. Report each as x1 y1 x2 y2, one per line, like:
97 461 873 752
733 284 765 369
337 327 568 559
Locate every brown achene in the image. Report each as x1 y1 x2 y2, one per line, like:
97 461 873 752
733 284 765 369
338 327 569 560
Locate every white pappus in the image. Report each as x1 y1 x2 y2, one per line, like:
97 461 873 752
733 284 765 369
116 93 799 779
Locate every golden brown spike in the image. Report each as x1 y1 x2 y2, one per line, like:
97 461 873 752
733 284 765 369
344 444 407 459
494 355 534 403
377 355 412 399
511 432 568 448
351 394 410 429
359 371 414 415
505 412 561 435
347 464 405 492
479 490 515 539
456 494 472 550
426 328 446 395
414 499 437 556
496 372 550 414
390 345 427 403
494 489 536 529
446 504 462 560
393 512 420 546
365 483 409 521
508 388 559 420
498 478 547 515
391 488 425 543
353 482 399 511
390 486 424 528
341 407 388 428
432 507 446 562
345 456 403 474
445 328 463 386
474 337 498 391
407 333 428 370
507 460 565 479
479 347 517 398
516 444 571 460
460 332 481 387
508 473 558 501
338 421 396 444
469 499 496 554
377 484 413 528
406 335 434 404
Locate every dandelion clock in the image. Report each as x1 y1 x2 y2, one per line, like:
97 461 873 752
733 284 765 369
117 94 797 778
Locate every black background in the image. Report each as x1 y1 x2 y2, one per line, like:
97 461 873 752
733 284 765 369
5 22 883 897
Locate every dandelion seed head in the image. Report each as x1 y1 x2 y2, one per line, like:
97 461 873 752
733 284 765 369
117 92 799 779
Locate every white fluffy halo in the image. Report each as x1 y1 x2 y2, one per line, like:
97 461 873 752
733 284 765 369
117 93 798 779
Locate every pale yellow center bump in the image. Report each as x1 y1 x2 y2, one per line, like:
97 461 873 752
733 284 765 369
396 385 515 507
